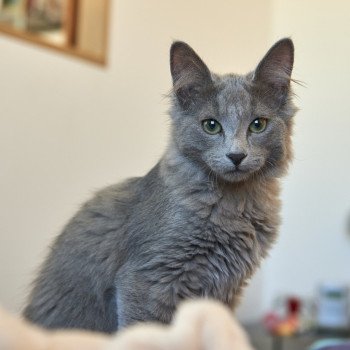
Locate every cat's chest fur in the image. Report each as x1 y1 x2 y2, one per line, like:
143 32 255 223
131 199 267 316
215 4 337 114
143 162 281 308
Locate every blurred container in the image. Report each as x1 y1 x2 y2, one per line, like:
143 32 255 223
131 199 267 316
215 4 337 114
317 282 350 331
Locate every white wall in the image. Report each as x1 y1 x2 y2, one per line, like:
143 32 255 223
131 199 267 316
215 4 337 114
0 0 271 313
261 0 350 311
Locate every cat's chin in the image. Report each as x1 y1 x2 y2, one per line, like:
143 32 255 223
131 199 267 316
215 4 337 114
217 169 254 183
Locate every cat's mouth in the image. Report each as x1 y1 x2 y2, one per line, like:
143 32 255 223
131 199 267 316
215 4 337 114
220 167 253 182
228 163 254 173
205 158 264 183
226 168 245 174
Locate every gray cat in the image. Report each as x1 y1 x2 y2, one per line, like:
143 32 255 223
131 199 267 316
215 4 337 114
24 38 296 333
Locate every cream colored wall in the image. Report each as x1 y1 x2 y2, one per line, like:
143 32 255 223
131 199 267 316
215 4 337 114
0 0 271 313
262 0 350 310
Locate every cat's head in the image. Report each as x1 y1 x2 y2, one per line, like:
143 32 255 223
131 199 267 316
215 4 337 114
169 39 297 183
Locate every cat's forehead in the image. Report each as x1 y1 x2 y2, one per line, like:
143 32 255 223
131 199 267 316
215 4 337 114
213 74 253 118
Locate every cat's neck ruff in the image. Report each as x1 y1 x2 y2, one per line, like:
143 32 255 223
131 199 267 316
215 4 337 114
159 142 281 270
159 145 280 220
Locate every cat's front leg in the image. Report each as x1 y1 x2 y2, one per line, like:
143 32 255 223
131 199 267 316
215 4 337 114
115 267 172 329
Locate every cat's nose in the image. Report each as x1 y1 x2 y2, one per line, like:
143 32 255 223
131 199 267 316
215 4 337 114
226 153 247 166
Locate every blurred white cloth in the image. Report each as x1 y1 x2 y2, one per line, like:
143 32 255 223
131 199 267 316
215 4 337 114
0 300 254 350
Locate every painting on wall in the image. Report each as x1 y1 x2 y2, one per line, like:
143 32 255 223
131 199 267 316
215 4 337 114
0 0 109 65
27 0 66 32
0 0 27 29
0 0 73 45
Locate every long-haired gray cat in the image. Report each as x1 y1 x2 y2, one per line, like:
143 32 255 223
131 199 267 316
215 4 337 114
24 38 296 333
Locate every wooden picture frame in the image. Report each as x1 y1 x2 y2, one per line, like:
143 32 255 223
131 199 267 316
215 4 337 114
0 0 109 65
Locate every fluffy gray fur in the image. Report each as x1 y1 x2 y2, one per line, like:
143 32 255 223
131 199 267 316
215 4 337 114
24 39 297 333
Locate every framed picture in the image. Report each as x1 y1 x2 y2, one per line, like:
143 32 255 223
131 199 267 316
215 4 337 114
0 0 109 65
27 0 66 31
26 0 75 45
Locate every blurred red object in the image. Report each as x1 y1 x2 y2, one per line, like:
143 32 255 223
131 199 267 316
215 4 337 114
288 297 301 316
263 296 301 336
263 312 282 333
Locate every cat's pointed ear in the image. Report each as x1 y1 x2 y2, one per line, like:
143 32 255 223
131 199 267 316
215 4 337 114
253 38 294 104
170 41 213 109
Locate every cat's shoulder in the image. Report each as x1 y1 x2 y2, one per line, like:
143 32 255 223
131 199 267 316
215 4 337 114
56 177 142 244
83 177 142 217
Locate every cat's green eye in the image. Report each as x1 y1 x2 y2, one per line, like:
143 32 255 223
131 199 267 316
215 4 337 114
202 119 222 135
249 118 267 133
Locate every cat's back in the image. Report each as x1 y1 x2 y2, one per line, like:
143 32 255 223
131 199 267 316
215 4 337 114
23 175 145 331
53 176 143 252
